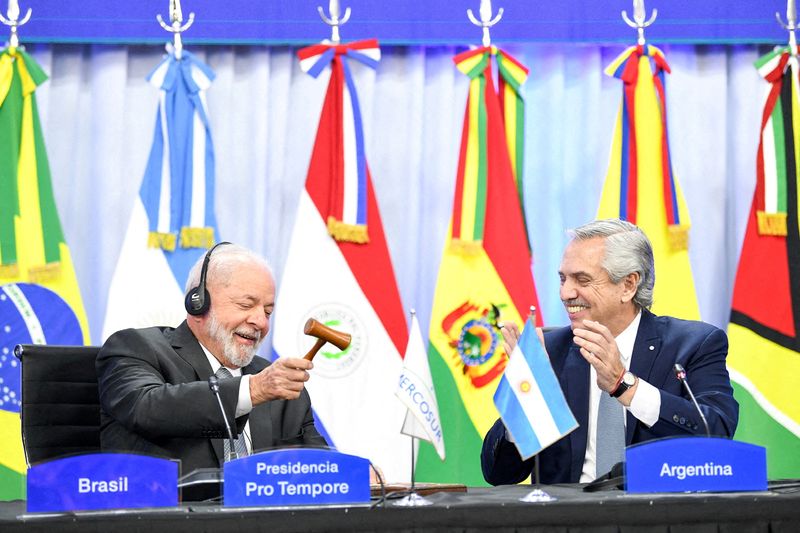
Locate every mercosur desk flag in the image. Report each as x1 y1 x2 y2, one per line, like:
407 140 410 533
421 46 541 485
494 318 577 459
272 40 411 481
726 47 800 478
598 45 699 320
102 50 218 339
0 46 89 500
396 313 445 461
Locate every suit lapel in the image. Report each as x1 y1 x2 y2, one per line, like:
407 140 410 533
170 321 224 463
627 310 662 443
563 342 590 480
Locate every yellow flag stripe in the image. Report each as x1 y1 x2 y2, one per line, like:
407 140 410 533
460 79 482 240
727 323 800 428
428 242 524 437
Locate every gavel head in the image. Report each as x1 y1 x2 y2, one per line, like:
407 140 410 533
304 318 352 351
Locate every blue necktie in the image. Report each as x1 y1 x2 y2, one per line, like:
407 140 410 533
595 391 625 478
215 366 249 462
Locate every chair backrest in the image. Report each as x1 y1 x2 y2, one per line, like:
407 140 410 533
14 344 101 466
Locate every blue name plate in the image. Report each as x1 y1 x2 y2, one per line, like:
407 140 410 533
626 437 767 493
223 448 370 507
27 453 178 512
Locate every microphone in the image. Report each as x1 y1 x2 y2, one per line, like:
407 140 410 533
208 375 238 461
673 364 711 438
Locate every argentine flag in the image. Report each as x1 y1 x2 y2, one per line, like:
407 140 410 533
102 50 218 339
494 319 577 460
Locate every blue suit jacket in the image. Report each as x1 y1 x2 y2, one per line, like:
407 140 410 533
481 309 739 485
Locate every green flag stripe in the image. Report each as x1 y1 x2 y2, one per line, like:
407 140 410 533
732 382 800 478
31 96 64 263
0 464 25 500
0 58 22 266
773 90 788 212
416 344 488 486
473 77 488 241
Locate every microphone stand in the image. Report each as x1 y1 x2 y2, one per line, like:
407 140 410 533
673 364 711 437
519 453 556 502
393 435 433 506
208 375 238 462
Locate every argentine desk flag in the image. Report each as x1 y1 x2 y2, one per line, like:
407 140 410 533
396 313 445 461
494 319 577 459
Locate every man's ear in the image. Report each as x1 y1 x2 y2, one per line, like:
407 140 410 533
620 272 640 303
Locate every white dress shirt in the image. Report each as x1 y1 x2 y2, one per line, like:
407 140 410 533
200 344 254 455
580 310 661 481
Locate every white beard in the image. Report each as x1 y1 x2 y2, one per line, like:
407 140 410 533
207 311 262 368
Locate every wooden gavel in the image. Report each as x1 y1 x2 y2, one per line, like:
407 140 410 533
303 318 352 361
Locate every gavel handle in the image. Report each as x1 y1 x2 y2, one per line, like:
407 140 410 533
304 338 327 361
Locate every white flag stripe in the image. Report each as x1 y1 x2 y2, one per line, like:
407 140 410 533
342 85 358 225
504 344 564 446
190 107 206 228
763 115 777 213
101 201 186 340
273 192 410 481
157 91 172 234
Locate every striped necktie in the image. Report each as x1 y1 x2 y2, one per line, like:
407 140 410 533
214 366 249 462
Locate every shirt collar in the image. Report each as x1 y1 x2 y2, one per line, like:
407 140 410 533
199 342 242 377
615 309 642 365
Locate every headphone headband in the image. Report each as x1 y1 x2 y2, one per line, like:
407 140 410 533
185 241 232 316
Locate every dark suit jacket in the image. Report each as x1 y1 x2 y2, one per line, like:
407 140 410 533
97 321 327 479
481 309 739 485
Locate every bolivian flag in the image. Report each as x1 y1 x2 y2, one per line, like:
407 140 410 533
727 47 800 478
598 45 699 320
417 47 541 486
0 47 90 500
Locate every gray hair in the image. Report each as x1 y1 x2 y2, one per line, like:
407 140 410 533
185 243 273 294
569 219 655 309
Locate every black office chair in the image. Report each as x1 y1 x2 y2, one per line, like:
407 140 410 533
14 344 102 466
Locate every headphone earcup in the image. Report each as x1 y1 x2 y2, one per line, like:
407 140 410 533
185 287 211 316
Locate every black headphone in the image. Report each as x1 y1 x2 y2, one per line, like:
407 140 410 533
185 241 232 316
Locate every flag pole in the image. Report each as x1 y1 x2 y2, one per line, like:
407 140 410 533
777 0 798 57
520 305 556 503
393 309 434 507
0 0 32 49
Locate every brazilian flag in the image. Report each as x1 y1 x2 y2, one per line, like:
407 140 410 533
0 47 90 500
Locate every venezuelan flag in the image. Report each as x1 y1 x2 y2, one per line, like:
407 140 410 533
598 45 699 320
0 47 90 500
417 47 541 485
727 48 800 478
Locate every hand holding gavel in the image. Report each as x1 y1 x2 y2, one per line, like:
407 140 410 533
303 318 352 361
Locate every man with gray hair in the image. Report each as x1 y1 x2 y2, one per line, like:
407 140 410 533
97 243 326 498
481 219 738 484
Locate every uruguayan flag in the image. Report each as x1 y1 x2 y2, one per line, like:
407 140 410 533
494 319 578 459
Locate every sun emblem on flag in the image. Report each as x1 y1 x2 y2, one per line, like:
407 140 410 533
518 380 531 394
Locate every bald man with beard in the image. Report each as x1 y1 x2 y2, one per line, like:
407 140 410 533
97 244 326 498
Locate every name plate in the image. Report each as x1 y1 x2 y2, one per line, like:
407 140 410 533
626 437 767 493
27 453 178 512
223 448 370 507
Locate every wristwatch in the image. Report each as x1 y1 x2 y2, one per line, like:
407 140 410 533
610 371 636 398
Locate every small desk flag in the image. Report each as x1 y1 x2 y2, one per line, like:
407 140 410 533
493 319 577 460
396 314 445 461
